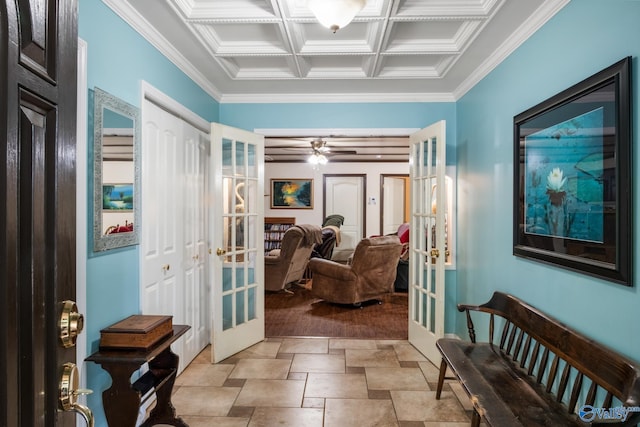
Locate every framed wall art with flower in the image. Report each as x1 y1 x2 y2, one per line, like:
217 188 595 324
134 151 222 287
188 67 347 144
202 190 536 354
513 57 632 286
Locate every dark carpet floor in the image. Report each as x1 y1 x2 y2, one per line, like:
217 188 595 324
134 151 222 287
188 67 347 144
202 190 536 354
265 284 408 339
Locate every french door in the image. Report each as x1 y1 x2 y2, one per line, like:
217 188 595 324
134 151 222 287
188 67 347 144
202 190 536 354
408 120 447 365
210 124 265 363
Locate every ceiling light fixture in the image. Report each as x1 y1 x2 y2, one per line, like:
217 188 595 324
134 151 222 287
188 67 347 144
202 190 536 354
308 0 367 33
308 139 329 166
308 152 328 165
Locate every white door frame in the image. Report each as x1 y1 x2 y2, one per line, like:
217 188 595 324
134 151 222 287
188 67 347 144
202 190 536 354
76 39 88 414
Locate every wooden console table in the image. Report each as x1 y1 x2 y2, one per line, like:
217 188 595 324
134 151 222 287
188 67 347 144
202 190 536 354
86 325 190 427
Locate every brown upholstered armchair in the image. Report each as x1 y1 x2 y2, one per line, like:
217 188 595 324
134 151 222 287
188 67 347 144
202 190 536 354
265 225 322 291
308 235 402 305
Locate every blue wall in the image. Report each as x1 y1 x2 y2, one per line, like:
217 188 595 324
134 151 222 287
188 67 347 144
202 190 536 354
79 1 219 425
456 0 640 361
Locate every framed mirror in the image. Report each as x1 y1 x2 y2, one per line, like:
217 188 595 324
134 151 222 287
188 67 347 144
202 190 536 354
93 87 141 252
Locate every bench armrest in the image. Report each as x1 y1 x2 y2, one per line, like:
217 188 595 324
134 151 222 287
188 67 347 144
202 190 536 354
457 303 482 343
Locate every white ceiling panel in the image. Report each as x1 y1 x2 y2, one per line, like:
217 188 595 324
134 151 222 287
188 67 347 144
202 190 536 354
104 0 569 102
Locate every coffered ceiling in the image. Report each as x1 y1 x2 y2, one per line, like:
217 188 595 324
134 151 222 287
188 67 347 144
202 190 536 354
103 0 568 103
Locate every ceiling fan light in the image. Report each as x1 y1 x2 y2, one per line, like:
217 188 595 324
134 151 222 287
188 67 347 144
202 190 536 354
308 152 328 165
308 0 366 33
308 153 320 164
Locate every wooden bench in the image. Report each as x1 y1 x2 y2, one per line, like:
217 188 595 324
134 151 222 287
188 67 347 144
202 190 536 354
435 292 640 426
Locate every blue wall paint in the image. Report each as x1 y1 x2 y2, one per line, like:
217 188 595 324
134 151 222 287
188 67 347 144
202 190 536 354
80 0 219 119
221 102 459 164
221 102 454 134
456 0 640 360
79 1 219 424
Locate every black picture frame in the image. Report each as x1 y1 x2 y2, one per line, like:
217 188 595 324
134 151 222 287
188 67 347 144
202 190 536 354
513 57 632 286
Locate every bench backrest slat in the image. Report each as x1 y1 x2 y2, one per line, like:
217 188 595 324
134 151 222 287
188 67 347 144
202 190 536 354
521 335 532 370
586 381 597 406
557 363 571 403
604 392 614 409
499 320 510 348
546 354 560 394
569 372 584 411
506 324 517 355
537 347 550 384
513 329 525 362
528 341 541 376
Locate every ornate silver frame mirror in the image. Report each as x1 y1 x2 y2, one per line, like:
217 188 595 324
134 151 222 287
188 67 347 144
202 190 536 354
93 87 141 252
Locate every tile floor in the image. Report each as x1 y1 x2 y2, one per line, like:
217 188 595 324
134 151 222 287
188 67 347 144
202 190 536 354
169 337 475 427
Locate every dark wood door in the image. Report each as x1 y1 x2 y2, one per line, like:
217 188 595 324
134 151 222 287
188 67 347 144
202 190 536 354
1 0 79 425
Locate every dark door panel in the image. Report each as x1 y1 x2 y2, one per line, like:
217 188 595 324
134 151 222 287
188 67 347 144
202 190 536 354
2 0 78 425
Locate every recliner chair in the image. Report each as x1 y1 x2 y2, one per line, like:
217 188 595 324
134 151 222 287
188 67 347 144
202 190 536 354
265 225 322 291
308 235 402 305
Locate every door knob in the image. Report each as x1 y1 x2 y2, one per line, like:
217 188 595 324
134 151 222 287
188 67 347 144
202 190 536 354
162 264 171 272
59 362 94 427
216 248 227 256
430 249 440 258
59 301 84 348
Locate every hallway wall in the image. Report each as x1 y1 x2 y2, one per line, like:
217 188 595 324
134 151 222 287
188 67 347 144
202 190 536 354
456 0 640 361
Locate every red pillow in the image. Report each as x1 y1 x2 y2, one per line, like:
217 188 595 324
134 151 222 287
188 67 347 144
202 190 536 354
397 223 409 243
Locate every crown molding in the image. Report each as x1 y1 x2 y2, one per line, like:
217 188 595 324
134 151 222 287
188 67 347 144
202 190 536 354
102 0 223 102
102 0 568 106
220 92 455 104
453 0 570 100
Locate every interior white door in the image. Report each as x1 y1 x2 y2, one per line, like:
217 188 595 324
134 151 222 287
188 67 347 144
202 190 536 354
141 103 185 366
324 175 365 262
141 99 210 371
210 123 264 363
181 122 210 365
408 120 447 365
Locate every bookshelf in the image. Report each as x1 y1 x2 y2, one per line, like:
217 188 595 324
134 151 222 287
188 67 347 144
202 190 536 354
264 217 295 252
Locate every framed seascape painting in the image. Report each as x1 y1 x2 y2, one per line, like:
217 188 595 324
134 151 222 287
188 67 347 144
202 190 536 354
513 57 632 286
271 179 313 209
103 183 134 211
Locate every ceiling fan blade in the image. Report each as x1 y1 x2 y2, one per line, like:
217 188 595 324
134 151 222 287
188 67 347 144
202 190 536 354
327 150 357 155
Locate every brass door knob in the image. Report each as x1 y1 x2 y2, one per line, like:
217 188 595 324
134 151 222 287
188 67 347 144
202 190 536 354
59 301 84 348
59 362 94 427
430 249 440 258
216 248 227 256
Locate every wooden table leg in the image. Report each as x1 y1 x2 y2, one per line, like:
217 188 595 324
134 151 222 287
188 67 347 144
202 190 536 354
140 348 187 427
100 363 141 427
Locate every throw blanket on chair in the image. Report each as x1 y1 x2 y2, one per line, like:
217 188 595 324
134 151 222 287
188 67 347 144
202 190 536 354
293 224 323 246
322 225 341 247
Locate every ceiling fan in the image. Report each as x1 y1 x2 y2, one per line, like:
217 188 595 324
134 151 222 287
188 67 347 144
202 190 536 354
263 137 360 164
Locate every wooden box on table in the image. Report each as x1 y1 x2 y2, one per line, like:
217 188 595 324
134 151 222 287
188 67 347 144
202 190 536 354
99 315 173 350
